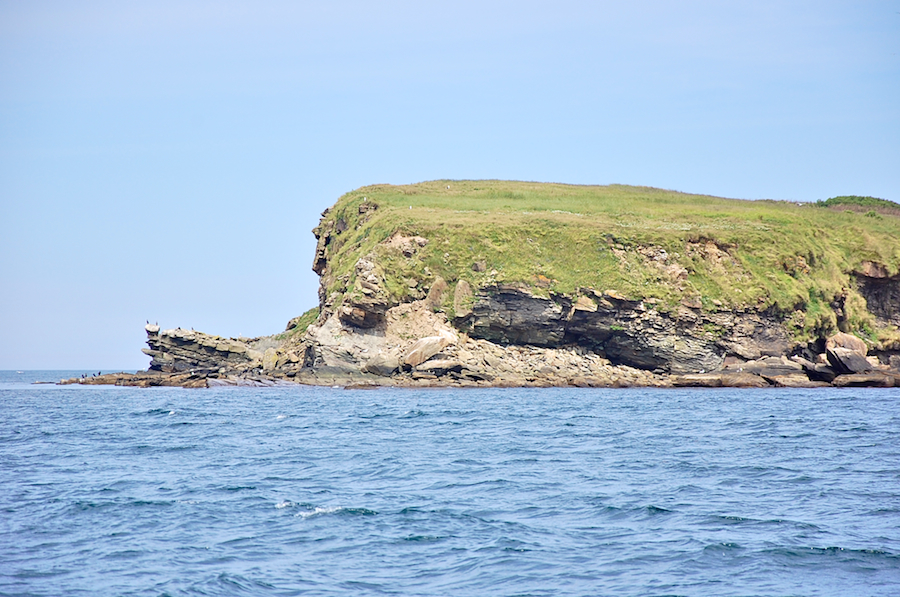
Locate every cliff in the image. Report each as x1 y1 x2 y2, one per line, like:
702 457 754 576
64 181 900 388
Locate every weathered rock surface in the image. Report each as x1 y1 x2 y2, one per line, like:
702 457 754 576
453 285 795 374
363 353 400 377
825 332 868 355
833 373 894 388
827 347 873 374
338 256 390 328
142 324 257 373
404 335 452 367
855 265 900 328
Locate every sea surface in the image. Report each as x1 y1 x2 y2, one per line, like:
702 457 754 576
1 370 899 596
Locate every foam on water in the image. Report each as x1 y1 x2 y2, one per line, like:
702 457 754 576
1 378 899 596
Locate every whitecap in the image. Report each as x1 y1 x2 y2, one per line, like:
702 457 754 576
168 410 176 416
296 506 343 519
275 500 294 509
276 414 287 420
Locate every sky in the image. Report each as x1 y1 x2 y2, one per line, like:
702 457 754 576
1 1 898 369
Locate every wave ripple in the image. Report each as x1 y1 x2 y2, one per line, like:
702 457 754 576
1 381 899 596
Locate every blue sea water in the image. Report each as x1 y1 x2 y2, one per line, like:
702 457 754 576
1 371 899 596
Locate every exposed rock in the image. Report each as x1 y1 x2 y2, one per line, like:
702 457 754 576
311 214 333 276
832 373 894 388
363 353 400 377
767 374 829 388
734 356 805 381
671 372 770 388
142 325 253 373
720 372 773 388
384 233 427 257
856 271 900 328
453 280 473 318
415 359 463 376
857 260 890 279
338 256 390 328
425 277 449 310
827 347 873 374
93 185 900 390
61 370 211 388
672 373 724 387
790 355 838 382
825 332 867 356
262 348 278 371
463 284 568 347
404 335 452 367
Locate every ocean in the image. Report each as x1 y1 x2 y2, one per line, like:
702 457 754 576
1 371 899 596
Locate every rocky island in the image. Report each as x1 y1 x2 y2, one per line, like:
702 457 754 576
64 181 900 389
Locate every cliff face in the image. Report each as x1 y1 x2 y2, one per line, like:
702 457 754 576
455 284 791 373
292 181 900 387
142 325 256 372
856 262 900 329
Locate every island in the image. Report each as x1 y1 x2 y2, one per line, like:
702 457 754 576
64 181 900 388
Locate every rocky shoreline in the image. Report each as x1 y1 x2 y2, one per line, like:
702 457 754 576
60 307 900 390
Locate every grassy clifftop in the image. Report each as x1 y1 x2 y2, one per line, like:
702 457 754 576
313 180 900 343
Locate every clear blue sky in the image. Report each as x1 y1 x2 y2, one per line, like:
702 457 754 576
1 1 898 369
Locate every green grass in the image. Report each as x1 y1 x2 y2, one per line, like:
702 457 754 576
275 307 319 341
313 180 900 343
817 195 900 217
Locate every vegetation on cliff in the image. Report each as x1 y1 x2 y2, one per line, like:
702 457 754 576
816 195 900 217
312 180 900 345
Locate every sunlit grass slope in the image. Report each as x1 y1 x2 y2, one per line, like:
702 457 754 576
314 180 900 342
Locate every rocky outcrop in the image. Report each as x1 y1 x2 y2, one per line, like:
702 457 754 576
337 256 390 328
454 285 791 374
142 324 258 373
856 263 900 328
110 243 899 389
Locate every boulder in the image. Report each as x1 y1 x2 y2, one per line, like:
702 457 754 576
672 372 770 388
404 335 451 367
415 359 463 376
460 367 495 382
425 277 449 310
832 373 894 388
790 355 837 382
825 332 867 356
453 280 474 318
672 373 724 387
262 348 278 371
363 353 400 377
767 374 829 388
827 347 873 374
721 372 771 388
